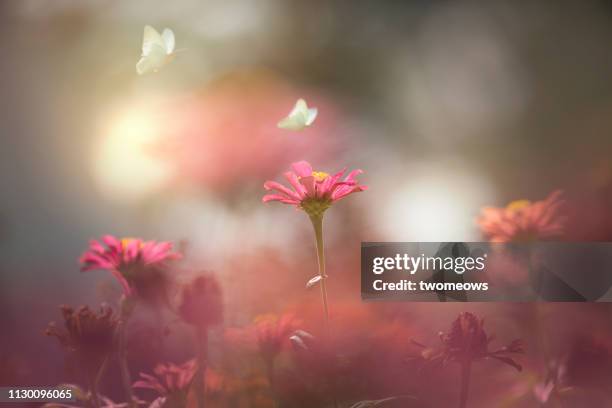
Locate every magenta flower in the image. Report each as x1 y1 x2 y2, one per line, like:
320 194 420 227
263 160 367 218
133 359 196 403
264 161 365 408
477 190 566 242
79 235 181 296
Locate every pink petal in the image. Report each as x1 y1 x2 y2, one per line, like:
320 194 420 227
102 235 121 252
343 169 364 183
263 194 300 205
291 161 313 178
88 240 107 254
264 180 301 201
299 176 316 197
332 184 367 202
283 172 307 197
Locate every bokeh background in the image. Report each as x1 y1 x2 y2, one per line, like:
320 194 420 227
1 0 612 407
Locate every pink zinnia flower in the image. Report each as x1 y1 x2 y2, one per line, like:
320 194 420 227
263 160 367 218
477 190 566 242
133 359 196 399
79 235 181 296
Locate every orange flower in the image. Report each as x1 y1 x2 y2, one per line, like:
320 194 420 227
477 190 566 242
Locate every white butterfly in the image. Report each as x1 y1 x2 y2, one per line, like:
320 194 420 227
277 98 318 131
136 25 176 75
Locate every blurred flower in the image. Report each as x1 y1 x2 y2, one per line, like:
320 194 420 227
413 312 523 408
226 313 301 362
177 275 223 329
45 304 118 376
477 190 565 242
176 275 223 408
79 235 181 298
252 313 301 362
263 161 367 218
429 312 523 370
226 313 300 406
133 359 197 405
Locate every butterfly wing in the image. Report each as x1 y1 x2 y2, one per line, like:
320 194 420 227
161 28 175 54
136 43 168 75
292 98 308 114
142 25 165 56
277 116 306 131
305 108 318 126
278 99 309 131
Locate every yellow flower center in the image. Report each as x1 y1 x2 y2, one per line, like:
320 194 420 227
506 199 531 212
254 313 277 325
121 238 143 250
311 171 329 182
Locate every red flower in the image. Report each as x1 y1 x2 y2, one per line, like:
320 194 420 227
477 190 565 242
79 235 181 296
415 312 523 371
263 161 367 218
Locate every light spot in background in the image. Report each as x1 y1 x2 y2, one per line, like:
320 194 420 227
93 105 172 203
377 160 494 241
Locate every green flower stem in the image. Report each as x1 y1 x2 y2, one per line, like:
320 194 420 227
309 214 338 408
309 214 330 330
195 327 208 408
459 360 472 408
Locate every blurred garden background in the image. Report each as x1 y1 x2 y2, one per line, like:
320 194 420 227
1 1 612 407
